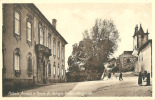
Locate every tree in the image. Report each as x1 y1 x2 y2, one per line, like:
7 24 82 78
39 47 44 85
67 19 120 81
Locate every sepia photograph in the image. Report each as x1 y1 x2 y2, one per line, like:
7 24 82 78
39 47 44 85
1 0 154 99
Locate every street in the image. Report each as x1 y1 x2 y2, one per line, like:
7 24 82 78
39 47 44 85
6 75 152 97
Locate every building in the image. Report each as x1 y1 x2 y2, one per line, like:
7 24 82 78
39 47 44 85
2 4 67 95
132 24 152 75
138 40 152 76
118 51 137 72
132 24 149 56
107 58 116 68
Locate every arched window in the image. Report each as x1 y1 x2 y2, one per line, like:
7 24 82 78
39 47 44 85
13 48 21 76
27 53 32 77
14 53 20 70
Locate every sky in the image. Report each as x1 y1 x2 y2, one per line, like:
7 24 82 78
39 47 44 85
35 3 152 70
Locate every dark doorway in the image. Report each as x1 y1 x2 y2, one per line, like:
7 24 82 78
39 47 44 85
43 61 47 84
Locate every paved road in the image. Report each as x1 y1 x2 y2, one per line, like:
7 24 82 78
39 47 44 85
6 76 152 97
65 76 152 97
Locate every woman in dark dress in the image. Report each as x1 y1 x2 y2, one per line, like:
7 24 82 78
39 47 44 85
138 71 142 86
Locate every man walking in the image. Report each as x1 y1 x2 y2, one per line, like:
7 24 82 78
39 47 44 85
119 72 123 81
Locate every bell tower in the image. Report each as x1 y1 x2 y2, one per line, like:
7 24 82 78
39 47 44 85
132 25 138 56
132 24 149 56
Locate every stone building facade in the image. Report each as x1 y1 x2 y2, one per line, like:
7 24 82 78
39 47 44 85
118 51 137 72
2 4 67 95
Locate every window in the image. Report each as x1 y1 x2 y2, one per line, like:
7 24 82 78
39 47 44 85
62 48 64 60
14 54 20 70
15 11 20 35
27 22 32 42
13 48 21 76
57 42 60 58
48 61 51 76
27 53 32 77
53 62 56 77
62 65 64 76
58 64 60 77
53 39 56 56
39 24 44 45
48 34 51 49
127 58 130 63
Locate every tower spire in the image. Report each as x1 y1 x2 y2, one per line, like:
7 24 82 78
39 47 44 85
134 24 138 36
139 23 144 33
146 29 148 33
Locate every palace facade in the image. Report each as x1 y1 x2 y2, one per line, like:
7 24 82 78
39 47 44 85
2 4 67 95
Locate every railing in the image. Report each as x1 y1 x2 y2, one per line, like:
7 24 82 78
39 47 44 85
35 44 51 56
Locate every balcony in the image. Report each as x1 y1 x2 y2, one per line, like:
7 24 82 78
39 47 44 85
35 44 51 57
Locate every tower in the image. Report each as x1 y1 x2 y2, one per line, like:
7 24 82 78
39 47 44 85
132 24 149 56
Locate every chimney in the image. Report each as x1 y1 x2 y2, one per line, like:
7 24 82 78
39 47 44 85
52 19 57 28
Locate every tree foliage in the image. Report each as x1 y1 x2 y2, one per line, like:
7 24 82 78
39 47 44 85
67 19 120 81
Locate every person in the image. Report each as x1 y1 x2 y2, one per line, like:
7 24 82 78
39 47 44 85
108 73 111 79
138 71 142 86
119 72 123 81
146 72 150 86
143 70 147 80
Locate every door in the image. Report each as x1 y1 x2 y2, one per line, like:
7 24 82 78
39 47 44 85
43 61 47 84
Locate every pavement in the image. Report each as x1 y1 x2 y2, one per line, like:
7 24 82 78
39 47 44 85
5 74 152 97
65 76 152 97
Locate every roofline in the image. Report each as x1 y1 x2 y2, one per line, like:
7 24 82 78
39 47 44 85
28 4 68 44
138 39 152 55
133 32 149 37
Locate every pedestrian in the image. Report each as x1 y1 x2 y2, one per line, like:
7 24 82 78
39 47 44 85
108 73 111 79
146 72 150 86
143 70 147 80
138 71 142 86
119 72 123 81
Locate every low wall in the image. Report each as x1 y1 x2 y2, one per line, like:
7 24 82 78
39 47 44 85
3 79 33 96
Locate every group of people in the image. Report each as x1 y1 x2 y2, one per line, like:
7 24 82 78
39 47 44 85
138 71 150 86
104 70 150 86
